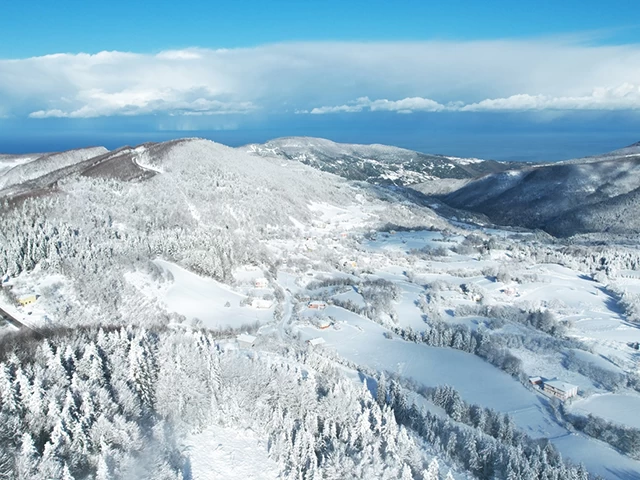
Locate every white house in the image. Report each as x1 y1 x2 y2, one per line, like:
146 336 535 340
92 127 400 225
252 298 273 309
254 278 268 289
543 380 578 401
307 337 326 347
237 333 257 348
308 301 327 310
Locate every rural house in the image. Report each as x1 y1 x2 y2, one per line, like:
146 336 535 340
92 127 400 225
308 301 327 310
18 294 37 307
307 337 326 347
543 380 578 401
237 333 257 348
254 278 268 289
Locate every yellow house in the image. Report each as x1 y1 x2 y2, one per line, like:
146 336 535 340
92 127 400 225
18 294 37 307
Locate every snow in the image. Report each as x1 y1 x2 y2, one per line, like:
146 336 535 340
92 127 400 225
295 301 640 478
571 393 640 429
237 333 257 345
570 349 624 373
362 230 444 252
126 259 273 329
0 154 43 176
182 424 280 480
298 305 564 438
393 282 428 330
332 287 366 308
551 434 640 480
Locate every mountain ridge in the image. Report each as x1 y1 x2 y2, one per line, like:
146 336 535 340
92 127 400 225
242 136 519 185
442 148 640 237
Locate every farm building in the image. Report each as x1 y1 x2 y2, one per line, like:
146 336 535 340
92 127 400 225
254 278 268 289
237 334 257 348
308 301 327 310
543 380 578 401
313 318 331 330
307 337 326 347
251 298 273 309
501 287 519 297
17 294 37 307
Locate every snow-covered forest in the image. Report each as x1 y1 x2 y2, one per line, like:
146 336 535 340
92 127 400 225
2 138 640 479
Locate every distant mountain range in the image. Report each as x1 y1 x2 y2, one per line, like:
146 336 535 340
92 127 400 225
242 137 519 185
3 136 640 238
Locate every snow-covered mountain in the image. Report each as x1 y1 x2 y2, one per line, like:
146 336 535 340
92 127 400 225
443 142 640 237
4 137 640 480
0 146 108 190
243 137 517 185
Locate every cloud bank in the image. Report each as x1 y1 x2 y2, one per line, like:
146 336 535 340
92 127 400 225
308 84 640 114
1 40 640 119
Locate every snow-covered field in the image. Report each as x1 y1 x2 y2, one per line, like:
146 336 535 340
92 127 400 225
183 425 280 480
6 170 640 479
571 393 640 429
126 259 274 329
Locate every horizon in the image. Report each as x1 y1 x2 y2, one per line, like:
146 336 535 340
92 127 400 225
1 130 638 163
1 0 639 160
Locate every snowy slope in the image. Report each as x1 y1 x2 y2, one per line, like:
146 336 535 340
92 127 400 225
0 146 108 189
4 137 640 480
444 147 640 236
0 153 46 176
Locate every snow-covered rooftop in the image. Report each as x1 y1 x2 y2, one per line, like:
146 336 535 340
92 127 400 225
237 334 257 345
544 380 578 392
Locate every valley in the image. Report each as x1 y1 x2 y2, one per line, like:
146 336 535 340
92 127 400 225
1 137 640 479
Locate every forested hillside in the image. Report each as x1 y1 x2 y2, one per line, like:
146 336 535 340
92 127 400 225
443 145 640 237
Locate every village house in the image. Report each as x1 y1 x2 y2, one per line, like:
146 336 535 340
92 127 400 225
252 298 273 309
314 318 331 329
543 380 578 401
237 333 257 348
308 301 327 310
528 376 543 387
254 278 268 289
17 294 37 307
307 337 326 347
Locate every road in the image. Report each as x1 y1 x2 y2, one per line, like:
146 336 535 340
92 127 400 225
0 305 42 338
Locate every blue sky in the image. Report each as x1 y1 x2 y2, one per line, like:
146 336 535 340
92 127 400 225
1 0 639 160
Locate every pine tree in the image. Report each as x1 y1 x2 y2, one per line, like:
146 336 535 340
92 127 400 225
15 432 38 479
400 463 413 480
61 463 75 480
377 373 387 407
96 452 110 480
423 458 439 480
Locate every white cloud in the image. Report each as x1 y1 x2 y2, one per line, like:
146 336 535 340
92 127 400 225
2 39 640 118
460 83 640 111
308 84 640 114
310 96 447 114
